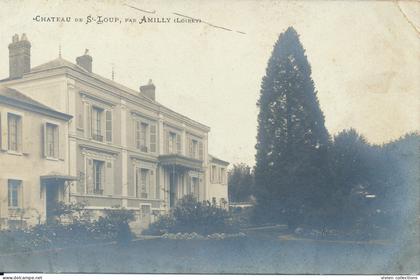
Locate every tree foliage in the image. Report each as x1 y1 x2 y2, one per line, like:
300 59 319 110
254 26 331 227
145 195 238 235
228 163 254 202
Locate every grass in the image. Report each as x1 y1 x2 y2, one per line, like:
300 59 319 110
0 235 417 274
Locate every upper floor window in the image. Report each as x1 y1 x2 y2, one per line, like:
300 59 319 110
135 120 157 153
8 179 22 208
45 123 59 158
191 140 198 159
221 168 226 184
211 165 217 183
91 107 103 142
8 113 21 152
168 132 177 154
136 121 148 152
105 110 112 143
187 137 203 160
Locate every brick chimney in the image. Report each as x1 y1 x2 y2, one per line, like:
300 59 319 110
8 33 31 79
140 79 156 100
76 49 92 72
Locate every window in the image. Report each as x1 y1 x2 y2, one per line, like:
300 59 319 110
8 180 22 208
192 140 198 159
211 165 216 183
191 177 199 199
221 168 226 184
93 160 104 194
91 107 103 142
136 121 155 153
188 138 203 160
105 110 112 143
136 168 149 198
140 122 148 152
150 124 157 153
8 113 21 152
45 123 59 158
168 132 176 154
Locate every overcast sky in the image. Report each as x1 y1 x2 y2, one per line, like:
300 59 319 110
0 0 418 165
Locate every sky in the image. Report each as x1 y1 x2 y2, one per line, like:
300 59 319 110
0 0 419 166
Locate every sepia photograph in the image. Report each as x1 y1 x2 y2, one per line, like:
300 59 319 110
0 0 418 278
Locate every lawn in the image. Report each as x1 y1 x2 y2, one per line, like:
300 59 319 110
0 235 417 274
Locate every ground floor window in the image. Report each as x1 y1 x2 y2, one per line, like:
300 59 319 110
191 177 199 199
136 168 155 199
8 179 22 208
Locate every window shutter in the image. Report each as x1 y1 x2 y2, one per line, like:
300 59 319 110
136 120 140 149
105 161 113 195
42 123 47 158
149 170 155 199
130 167 137 197
189 138 193 158
105 110 112 143
0 112 4 150
17 116 23 152
176 134 181 154
86 104 92 138
164 128 169 154
56 125 62 160
150 124 157 153
198 141 203 160
86 159 94 194
99 163 105 192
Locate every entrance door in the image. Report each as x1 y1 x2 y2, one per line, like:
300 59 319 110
45 182 60 223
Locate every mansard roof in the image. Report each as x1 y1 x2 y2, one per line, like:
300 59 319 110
0 87 72 121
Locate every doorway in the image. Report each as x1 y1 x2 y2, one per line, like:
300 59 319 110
45 182 61 223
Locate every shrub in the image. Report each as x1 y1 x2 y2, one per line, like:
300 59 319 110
145 195 238 235
93 207 135 244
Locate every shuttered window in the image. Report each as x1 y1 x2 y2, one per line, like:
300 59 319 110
45 123 59 158
91 107 103 142
92 160 105 195
8 179 22 208
150 124 157 153
136 168 149 198
7 113 21 152
105 110 112 143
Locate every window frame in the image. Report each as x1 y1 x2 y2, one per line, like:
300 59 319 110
91 106 104 142
7 113 21 152
92 159 105 195
8 179 22 209
45 122 59 159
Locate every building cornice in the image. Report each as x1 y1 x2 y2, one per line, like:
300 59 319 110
2 64 210 132
0 95 72 121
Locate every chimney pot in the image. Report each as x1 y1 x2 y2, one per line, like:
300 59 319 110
76 50 93 73
140 80 156 100
9 33 31 79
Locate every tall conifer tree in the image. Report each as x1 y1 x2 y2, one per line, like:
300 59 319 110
254 27 330 227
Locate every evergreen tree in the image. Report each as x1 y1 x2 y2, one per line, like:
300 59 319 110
228 163 254 202
254 27 331 228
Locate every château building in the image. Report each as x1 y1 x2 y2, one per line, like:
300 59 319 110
0 34 229 231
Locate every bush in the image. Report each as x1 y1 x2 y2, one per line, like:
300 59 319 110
0 204 136 253
93 207 135 244
145 195 238 235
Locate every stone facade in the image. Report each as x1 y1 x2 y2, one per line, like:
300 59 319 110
0 87 73 229
0 34 229 232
